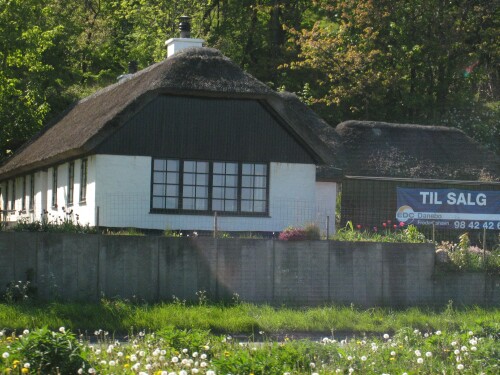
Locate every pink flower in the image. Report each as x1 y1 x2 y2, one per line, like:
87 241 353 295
399 222 405 227
373 227 378 232
356 224 362 230
382 222 387 228
393 224 397 229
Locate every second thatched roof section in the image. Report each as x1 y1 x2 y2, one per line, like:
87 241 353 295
335 120 499 181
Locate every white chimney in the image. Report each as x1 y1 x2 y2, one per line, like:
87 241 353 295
165 15 204 57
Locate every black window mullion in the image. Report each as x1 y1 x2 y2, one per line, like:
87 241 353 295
178 161 184 210
237 162 243 213
208 162 213 212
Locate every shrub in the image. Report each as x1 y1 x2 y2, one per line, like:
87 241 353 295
435 233 500 274
2 280 34 304
278 226 307 241
4 327 88 374
303 223 321 240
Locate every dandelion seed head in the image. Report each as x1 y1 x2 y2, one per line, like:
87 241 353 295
417 358 424 364
457 364 464 370
383 333 389 339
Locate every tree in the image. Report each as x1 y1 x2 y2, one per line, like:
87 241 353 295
285 0 499 152
0 0 71 159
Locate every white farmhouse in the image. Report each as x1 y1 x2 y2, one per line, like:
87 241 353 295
0 34 342 234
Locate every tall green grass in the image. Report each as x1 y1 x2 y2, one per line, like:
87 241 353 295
0 301 498 335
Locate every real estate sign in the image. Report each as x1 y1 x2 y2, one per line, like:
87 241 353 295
396 187 500 230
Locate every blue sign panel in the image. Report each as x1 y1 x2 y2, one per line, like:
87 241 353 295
396 187 500 230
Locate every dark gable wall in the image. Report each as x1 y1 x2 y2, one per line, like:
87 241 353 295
95 95 316 164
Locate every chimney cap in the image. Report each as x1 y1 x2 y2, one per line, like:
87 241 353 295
179 15 191 38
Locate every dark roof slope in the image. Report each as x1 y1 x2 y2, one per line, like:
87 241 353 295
336 120 499 181
0 48 334 179
275 92 345 180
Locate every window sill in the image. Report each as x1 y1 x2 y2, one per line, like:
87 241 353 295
150 208 269 217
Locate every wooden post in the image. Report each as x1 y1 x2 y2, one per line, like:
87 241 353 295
213 211 218 238
326 215 330 240
95 206 100 232
483 227 487 266
432 223 435 243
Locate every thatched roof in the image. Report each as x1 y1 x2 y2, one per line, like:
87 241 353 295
336 120 499 181
0 48 335 179
276 92 345 180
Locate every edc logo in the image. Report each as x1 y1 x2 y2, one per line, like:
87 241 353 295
396 205 415 224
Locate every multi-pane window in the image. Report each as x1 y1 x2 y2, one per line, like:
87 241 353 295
212 162 238 212
21 176 26 211
52 166 58 208
241 163 267 213
183 161 209 211
80 159 87 203
152 159 268 215
152 159 180 209
68 162 75 205
29 174 35 211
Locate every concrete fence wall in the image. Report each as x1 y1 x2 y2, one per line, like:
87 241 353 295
0 233 498 307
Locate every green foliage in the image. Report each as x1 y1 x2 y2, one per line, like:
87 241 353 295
104 227 145 236
2 281 32 304
156 326 211 354
333 221 428 243
13 212 96 234
436 234 500 274
1 327 88 374
164 228 183 237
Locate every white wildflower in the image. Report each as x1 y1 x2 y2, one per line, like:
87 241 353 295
457 364 464 370
383 333 389 339
59 327 66 334
417 358 424 364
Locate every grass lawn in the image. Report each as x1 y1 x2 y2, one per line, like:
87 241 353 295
0 301 499 374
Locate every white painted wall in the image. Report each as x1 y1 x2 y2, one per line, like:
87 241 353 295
315 181 338 235
94 154 323 232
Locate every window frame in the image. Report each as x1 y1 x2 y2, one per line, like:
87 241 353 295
150 159 269 216
68 161 75 206
79 158 87 203
21 175 26 212
29 174 35 211
11 179 15 211
52 166 58 209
